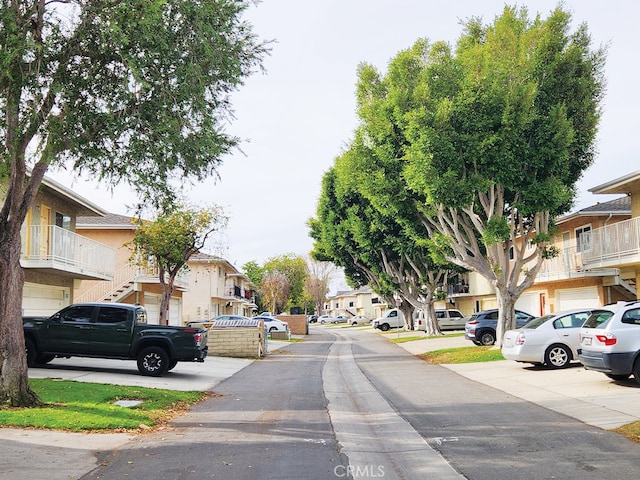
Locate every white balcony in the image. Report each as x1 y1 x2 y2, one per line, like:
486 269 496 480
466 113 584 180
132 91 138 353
581 216 640 269
20 225 115 280
534 244 618 283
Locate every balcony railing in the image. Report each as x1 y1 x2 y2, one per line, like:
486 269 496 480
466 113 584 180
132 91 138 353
581 216 640 268
21 225 115 280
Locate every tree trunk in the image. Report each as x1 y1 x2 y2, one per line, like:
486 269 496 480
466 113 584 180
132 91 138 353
158 267 175 326
0 235 42 407
494 288 517 349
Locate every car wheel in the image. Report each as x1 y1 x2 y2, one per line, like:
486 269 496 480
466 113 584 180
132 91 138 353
632 357 640 386
545 344 571 369
605 373 631 381
269 326 277 332
380 323 390 332
137 346 170 377
167 359 179 371
35 354 55 365
25 338 37 367
479 331 495 346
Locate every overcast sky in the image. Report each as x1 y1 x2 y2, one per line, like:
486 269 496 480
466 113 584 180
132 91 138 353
51 0 639 276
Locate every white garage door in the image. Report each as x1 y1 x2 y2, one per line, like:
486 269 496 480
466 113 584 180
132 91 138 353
515 292 541 317
22 283 69 316
556 287 600 311
144 294 161 325
169 298 182 326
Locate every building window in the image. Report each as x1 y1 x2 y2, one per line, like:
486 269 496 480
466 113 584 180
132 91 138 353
575 225 592 253
55 212 71 229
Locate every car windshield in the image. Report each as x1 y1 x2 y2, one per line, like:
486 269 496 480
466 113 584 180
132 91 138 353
521 314 554 329
582 309 614 329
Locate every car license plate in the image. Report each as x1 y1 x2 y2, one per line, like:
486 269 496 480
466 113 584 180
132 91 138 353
584 337 592 346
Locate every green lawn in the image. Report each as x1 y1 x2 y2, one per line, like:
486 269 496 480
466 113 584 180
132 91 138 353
0 379 205 432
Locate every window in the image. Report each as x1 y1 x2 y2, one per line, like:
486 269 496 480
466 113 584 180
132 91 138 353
55 212 71 229
622 309 640 325
59 305 94 323
96 306 130 324
575 225 592 253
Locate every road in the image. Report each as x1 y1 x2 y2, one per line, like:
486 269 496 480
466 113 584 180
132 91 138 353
77 326 639 479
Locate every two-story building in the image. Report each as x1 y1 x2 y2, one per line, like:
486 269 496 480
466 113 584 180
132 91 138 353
75 213 189 324
182 252 257 322
17 176 116 315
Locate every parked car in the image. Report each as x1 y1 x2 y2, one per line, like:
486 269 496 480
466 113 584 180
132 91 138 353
351 315 371 326
465 309 535 345
308 315 318 323
255 315 289 333
332 315 349 324
502 309 597 368
415 309 466 331
372 309 405 331
23 303 208 376
317 315 335 324
578 300 640 385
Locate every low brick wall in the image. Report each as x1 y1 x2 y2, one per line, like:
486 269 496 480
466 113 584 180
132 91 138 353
207 326 266 358
278 315 307 335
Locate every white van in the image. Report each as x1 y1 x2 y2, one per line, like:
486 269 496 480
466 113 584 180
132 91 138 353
415 309 466 331
372 309 405 331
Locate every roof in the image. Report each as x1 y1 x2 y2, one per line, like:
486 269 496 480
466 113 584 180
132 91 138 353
589 169 640 195
76 212 137 229
556 196 631 224
40 175 107 217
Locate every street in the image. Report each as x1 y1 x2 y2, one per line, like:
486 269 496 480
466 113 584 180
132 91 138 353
75 326 640 480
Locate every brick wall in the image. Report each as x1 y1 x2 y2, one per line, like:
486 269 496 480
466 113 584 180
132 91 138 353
207 326 266 358
277 315 307 335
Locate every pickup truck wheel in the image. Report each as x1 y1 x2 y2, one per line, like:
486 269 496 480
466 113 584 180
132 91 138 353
137 347 170 377
379 323 390 332
167 360 178 371
35 354 55 365
479 331 496 346
25 338 37 367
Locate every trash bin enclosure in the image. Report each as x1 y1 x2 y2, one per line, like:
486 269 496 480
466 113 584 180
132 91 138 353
208 318 266 358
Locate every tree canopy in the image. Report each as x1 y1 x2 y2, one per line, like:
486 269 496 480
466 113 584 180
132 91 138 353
0 0 268 406
312 5 605 343
129 204 228 325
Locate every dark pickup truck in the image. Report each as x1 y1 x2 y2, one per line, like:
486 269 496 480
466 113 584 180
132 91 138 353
23 302 208 376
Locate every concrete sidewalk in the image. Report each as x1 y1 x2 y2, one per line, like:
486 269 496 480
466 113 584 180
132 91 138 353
385 329 640 430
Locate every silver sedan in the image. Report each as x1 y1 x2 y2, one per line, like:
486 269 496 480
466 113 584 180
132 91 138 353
502 309 595 369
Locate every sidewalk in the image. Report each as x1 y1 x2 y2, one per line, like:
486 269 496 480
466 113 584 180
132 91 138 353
386 329 640 430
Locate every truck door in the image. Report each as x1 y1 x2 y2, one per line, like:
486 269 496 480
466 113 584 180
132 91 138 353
90 305 133 355
45 304 96 354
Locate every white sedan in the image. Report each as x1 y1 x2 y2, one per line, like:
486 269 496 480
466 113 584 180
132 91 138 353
501 309 595 369
255 316 289 333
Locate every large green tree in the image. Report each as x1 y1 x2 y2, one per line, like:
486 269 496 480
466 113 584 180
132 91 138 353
0 0 267 406
353 6 605 346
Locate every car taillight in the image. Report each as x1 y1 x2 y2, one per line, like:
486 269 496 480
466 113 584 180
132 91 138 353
417 319 423 326
193 332 204 346
516 333 526 345
468 320 479 325
595 333 617 346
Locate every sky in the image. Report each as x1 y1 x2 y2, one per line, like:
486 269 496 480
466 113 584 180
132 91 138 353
50 0 639 282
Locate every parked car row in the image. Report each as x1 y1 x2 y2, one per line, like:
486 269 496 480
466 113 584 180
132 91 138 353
492 300 640 385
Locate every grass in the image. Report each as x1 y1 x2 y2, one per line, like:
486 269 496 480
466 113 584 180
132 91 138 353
391 333 465 344
417 346 505 364
0 379 206 432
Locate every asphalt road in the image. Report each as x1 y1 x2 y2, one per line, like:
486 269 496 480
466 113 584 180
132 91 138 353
5 327 639 479
73 327 640 480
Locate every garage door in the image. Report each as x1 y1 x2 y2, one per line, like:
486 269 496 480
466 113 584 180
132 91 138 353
556 287 600 310
515 292 541 317
144 294 161 325
169 298 182 326
22 283 69 316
